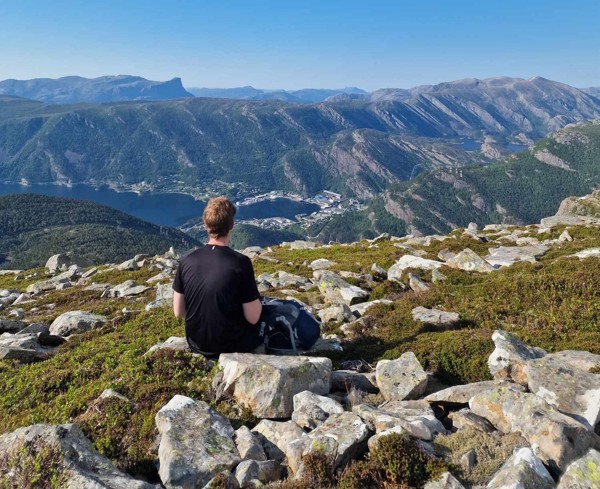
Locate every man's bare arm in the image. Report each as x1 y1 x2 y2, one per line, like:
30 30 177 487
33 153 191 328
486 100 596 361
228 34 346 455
173 291 187 319
243 299 262 325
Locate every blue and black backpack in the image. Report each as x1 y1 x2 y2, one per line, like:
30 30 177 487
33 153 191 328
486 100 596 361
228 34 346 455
258 297 321 354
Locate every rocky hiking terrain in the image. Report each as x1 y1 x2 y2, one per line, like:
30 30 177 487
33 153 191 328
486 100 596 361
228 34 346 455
1 195 600 487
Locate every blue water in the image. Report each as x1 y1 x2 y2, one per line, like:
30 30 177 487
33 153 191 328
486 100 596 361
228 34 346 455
0 183 319 228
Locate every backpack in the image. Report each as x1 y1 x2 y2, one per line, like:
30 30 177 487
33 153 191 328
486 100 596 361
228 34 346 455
258 297 321 354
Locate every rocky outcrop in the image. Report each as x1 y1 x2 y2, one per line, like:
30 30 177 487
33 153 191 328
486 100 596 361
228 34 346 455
445 248 495 273
45 253 71 273
0 423 159 488
524 353 600 430
291 390 344 429
557 448 600 488
314 270 369 305
470 385 600 474
155 395 240 489
412 306 460 326
218 353 332 418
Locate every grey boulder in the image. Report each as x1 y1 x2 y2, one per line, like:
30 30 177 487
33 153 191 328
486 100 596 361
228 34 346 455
218 353 332 418
488 329 546 385
412 307 460 326
557 448 600 488
314 270 369 305
49 311 107 337
376 352 428 401
291 390 345 430
486 447 554 489
445 248 495 273
155 395 240 489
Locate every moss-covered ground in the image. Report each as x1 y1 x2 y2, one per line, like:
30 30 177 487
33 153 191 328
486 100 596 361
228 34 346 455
1 224 600 483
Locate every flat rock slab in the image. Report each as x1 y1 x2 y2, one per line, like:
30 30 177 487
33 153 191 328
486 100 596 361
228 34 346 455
557 448 600 488
49 310 107 337
0 423 159 489
314 270 369 305
524 353 600 430
470 385 600 474
412 306 460 326
486 447 554 489
219 353 332 418
351 299 393 317
488 329 546 385
485 245 548 267
388 255 444 281
425 380 524 406
109 280 151 298
445 248 495 273
573 248 600 259
0 333 53 363
309 258 336 270
376 352 428 401
155 395 240 489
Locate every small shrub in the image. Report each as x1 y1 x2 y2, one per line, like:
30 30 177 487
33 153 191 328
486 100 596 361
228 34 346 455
338 433 447 489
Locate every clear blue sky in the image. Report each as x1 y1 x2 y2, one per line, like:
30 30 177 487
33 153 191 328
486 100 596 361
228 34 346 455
1 0 599 91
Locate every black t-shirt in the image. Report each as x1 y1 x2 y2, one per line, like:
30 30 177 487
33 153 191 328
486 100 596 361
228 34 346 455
172 244 261 354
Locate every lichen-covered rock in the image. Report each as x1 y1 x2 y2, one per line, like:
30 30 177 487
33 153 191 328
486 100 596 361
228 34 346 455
470 386 600 474
423 472 465 489
486 447 554 489
445 248 495 273
388 255 444 281
485 245 548 268
251 420 306 462
234 426 266 461
234 460 284 487
49 310 107 337
0 423 159 488
351 299 393 317
286 412 370 475
315 270 369 305
376 352 428 401
488 330 546 385
524 353 600 430
412 307 460 326
318 304 354 323
155 395 240 489
291 390 345 430
218 353 332 418
557 448 600 488
146 336 190 355
109 280 150 298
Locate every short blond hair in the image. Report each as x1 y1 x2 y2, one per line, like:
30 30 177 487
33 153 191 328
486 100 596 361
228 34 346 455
203 197 236 238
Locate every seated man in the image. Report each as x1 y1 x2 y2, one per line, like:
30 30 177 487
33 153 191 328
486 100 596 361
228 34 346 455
172 197 263 355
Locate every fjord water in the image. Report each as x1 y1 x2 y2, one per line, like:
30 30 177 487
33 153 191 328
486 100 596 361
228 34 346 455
0 183 319 227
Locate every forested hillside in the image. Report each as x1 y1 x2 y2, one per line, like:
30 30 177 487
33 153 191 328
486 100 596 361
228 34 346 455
0 194 199 268
1 77 599 200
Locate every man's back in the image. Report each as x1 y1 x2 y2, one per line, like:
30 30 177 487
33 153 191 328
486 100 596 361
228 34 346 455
173 244 261 354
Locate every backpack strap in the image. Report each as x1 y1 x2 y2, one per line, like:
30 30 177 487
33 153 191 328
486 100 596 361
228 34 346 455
276 315 298 355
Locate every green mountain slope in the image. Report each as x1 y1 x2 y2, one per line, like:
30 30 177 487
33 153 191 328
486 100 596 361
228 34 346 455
1 77 599 200
371 120 600 236
0 194 199 269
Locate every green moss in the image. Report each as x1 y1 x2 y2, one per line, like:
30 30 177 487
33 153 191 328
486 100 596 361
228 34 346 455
0 436 68 489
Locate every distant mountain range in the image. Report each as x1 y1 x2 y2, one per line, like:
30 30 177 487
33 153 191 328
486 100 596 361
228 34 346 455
187 86 367 104
0 76 599 201
0 75 193 104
